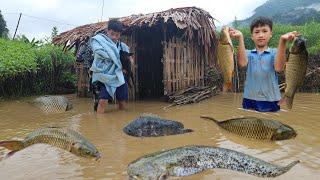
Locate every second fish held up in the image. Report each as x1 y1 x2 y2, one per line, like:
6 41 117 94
217 26 234 92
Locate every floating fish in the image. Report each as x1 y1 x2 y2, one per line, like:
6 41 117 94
127 145 299 179
200 115 297 140
0 127 100 160
123 114 193 137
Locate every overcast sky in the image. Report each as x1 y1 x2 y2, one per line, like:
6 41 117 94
1 0 268 40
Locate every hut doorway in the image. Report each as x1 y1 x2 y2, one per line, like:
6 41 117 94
136 26 164 99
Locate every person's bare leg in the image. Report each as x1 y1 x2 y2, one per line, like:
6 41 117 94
118 100 126 110
97 99 107 113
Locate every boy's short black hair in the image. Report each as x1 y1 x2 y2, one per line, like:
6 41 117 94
250 17 273 33
107 19 123 32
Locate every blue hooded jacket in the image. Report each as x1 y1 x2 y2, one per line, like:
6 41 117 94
89 33 125 99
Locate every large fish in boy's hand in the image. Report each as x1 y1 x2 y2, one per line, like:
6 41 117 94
282 36 308 109
217 26 234 92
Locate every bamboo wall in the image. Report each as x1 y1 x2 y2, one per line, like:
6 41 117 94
163 37 205 95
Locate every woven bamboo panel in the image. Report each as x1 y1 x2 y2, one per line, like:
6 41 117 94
163 37 205 95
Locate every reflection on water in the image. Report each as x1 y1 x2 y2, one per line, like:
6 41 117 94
0 93 319 179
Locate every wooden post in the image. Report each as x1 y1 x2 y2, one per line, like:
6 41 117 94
13 13 22 40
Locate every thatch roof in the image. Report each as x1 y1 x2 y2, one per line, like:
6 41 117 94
53 7 217 50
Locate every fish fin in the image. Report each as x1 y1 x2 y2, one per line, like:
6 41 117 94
180 129 194 134
44 125 62 129
286 96 294 109
158 173 169 180
281 160 300 174
200 115 219 124
0 140 24 151
223 82 233 92
6 150 18 157
227 81 233 91
140 113 161 118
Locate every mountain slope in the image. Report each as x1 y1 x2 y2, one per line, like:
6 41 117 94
238 0 320 26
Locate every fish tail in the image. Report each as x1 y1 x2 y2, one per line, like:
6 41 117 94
200 115 219 124
0 140 24 156
180 129 194 134
286 96 294 109
223 82 233 92
280 160 300 175
227 81 233 91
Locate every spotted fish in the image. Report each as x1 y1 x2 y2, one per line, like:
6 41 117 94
33 95 73 113
123 114 193 137
200 115 297 140
0 127 101 159
127 145 299 179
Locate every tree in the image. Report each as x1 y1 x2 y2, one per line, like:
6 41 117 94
0 10 9 38
42 26 59 44
51 26 58 39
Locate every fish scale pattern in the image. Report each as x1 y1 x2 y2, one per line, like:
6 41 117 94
123 116 193 137
285 54 308 98
127 145 299 179
23 128 79 150
34 96 70 113
219 118 278 139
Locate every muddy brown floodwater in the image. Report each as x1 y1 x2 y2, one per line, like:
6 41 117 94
0 93 319 179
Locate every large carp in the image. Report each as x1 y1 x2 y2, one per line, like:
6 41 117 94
217 26 234 92
33 95 73 113
127 145 299 179
283 36 308 109
0 127 101 159
123 114 193 137
200 115 297 140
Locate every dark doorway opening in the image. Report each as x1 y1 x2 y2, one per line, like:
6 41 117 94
136 25 164 99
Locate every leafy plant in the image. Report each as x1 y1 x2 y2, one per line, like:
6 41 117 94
16 35 41 47
0 38 37 80
0 37 76 97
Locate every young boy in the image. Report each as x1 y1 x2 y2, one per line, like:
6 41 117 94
90 19 131 114
229 17 298 112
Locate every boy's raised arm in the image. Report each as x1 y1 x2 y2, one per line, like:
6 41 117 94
275 31 299 72
229 28 248 68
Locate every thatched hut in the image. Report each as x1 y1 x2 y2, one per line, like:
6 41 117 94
53 7 218 100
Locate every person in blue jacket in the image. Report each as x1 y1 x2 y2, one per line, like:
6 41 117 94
90 19 131 113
